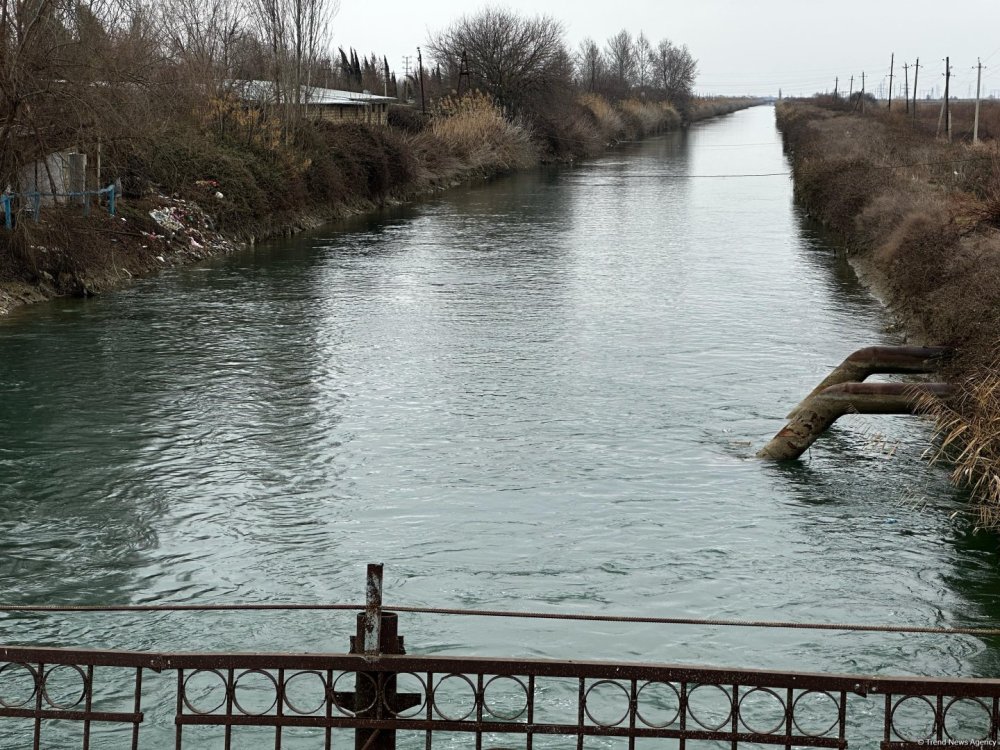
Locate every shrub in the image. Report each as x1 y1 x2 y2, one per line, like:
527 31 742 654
388 105 428 134
420 92 537 173
528 101 603 160
579 93 625 141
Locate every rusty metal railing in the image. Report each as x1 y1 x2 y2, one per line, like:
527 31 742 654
2 565 999 749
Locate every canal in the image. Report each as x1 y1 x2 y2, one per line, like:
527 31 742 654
0 105 997 746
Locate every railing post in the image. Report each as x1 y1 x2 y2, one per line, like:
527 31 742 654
346 564 414 750
363 563 383 659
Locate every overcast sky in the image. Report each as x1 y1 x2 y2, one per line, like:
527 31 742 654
331 0 1000 98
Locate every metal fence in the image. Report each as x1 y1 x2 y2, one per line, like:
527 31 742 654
2 565 999 749
1 184 116 228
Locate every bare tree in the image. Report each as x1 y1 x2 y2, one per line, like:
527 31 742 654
635 32 652 95
248 0 338 133
575 37 604 93
158 0 244 89
604 29 635 97
0 0 156 192
652 39 697 107
427 7 568 114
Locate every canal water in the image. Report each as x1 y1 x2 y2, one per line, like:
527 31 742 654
0 105 998 746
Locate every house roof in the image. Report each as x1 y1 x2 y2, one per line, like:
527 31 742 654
304 86 395 105
230 80 395 106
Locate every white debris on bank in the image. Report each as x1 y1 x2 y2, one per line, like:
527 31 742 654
146 195 239 262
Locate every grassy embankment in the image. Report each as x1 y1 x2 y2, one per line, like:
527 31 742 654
0 94 757 315
776 98 1000 525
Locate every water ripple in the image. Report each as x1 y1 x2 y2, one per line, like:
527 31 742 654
0 107 996 697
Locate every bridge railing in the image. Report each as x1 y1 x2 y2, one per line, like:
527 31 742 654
1 565 998 749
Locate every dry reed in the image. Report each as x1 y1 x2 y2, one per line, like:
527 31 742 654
421 92 537 174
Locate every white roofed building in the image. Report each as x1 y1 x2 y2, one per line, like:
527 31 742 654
231 81 396 126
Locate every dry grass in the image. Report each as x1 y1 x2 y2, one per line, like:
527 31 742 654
618 99 681 136
919 350 1000 529
420 92 537 174
579 94 625 140
908 100 1000 143
686 97 762 122
530 102 605 159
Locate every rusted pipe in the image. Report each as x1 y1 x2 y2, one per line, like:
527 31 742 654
758 382 952 460
786 346 952 418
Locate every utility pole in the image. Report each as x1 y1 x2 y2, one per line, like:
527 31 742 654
944 56 951 141
402 55 412 101
849 75 854 102
861 71 866 114
903 63 910 114
888 53 894 111
973 58 984 144
834 76 839 99
903 62 910 114
912 58 920 121
456 48 471 97
417 47 426 115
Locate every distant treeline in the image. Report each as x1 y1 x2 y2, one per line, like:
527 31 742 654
0 0 757 314
0 0 703 189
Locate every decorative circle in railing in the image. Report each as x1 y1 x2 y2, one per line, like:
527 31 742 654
431 673 478 722
384 672 427 718
943 697 993 741
634 681 681 729
889 695 938 743
231 669 278 716
0 663 38 709
282 671 329 716
687 684 734 732
41 664 88 711
583 680 631 728
330 671 378 717
737 687 787 735
791 690 840 737
182 669 229 715
482 675 529 721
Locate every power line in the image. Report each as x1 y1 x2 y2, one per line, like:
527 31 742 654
982 43 1000 66
679 172 791 178
386 605 1000 637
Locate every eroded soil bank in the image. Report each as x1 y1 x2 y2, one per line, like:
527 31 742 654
775 100 1000 525
0 98 757 317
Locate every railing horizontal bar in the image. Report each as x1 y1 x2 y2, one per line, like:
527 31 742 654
176 715 842 745
0 646 163 669
2 602 998 637
3 646 1000 697
2 188 115 199
0 708 142 723
158 654 872 690
155 654 1000 694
